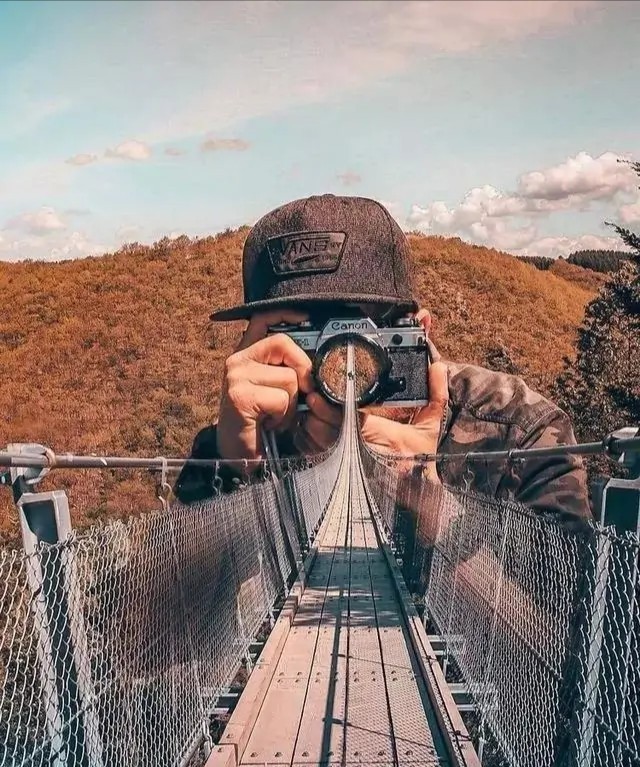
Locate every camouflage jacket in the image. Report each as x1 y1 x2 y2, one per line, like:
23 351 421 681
175 342 591 520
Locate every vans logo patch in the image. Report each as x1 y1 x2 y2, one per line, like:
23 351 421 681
267 232 346 275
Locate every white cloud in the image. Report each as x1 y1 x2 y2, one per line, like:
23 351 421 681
378 200 405 226
201 138 250 152
470 219 537 251
8 206 66 235
516 234 629 259
619 197 640 224
0 233 42 261
517 151 636 202
165 147 186 156
407 151 638 256
0 227 104 262
49 231 104 260
116 224 141 240
407 185 537 250
409 185 525 229
105 140 152 161
384 0 597 53
0 206 105 262
64 141 152 168
66 153 99 166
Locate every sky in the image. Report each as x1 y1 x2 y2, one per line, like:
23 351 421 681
0 0 639 262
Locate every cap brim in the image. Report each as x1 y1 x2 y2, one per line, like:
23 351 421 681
209 294 419 321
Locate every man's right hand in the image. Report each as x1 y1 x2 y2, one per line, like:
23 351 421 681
216 310 314 462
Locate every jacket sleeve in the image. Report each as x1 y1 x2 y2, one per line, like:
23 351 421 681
506 409 592 522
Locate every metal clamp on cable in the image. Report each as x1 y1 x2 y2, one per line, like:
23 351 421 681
603 426 640 471
6 443 55 502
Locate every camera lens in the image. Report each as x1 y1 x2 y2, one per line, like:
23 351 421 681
313 333 390 406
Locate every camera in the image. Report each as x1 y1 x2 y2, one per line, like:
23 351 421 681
267 316 429 408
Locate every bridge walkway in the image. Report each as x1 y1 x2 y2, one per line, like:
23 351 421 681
207 406 479 767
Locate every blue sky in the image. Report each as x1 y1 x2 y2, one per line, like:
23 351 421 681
0 0 639 261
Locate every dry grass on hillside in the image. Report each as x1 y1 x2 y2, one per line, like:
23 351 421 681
0 231 598 544
408 235 596 391
548 257 608 292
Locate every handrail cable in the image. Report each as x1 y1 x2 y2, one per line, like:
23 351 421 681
1 433 638 472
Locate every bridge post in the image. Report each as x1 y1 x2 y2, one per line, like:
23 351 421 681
597 428 639 767
570 428 639 767
8 443 104 767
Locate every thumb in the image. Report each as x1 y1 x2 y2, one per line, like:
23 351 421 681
414 361 448 425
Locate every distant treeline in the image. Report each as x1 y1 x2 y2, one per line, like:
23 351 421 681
518 249 630 274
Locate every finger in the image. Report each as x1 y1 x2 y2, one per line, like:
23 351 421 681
415 308 432 333
238 309 309 350
414 361 448 424
250 384 291 430
427 361 448 407
360 413 402 453
241 362 299 429
235 333 314 393
241 361 298 394
305 392 343 427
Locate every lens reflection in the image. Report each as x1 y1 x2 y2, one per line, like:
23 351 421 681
316 335 385 405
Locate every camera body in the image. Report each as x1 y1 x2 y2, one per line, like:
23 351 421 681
268 316 429 408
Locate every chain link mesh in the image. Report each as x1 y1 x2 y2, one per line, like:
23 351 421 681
0 451 340 767
2 435 638 767
361 448 640 767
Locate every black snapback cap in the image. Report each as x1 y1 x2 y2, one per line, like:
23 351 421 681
210 194 418 321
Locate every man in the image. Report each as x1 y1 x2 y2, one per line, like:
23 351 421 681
175 194 590 524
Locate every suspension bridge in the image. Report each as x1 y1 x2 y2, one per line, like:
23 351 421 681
1 365 639 766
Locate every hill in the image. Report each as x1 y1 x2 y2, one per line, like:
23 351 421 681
547 258 607 292
0 231 600 544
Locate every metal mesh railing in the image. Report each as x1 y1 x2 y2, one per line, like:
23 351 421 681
2 422 639 767
0 451 341 767
360 448 640 767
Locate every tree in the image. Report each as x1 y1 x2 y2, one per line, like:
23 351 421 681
555 160 640 450
566 249 630 273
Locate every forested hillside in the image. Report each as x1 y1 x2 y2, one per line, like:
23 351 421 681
0 230 600 543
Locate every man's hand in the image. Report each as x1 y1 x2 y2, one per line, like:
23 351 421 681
216 309 314 462
302 362 448 475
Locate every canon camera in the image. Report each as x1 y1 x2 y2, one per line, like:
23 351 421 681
267 316 429 408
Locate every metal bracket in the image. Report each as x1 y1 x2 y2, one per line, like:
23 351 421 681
6 443 53 501
601 426 640 531
603 425 640 475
